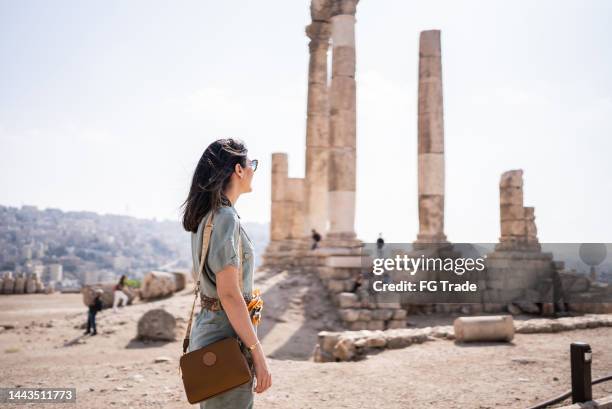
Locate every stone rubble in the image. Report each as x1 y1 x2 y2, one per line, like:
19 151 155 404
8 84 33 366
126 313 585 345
314 314 612 362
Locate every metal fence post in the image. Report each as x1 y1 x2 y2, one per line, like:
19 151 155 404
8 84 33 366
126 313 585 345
571 342 592 403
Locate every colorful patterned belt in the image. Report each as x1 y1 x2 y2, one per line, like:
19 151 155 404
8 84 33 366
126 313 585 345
200 288 264 326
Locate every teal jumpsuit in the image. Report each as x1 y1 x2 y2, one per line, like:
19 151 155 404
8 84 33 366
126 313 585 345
189 204 257 408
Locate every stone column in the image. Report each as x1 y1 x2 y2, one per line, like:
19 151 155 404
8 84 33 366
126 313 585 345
415 30 447 244
327 0 358 239
285 178 305 240
498 169 540 251
304 17 331 238
270 153 288 242
499 169 526 242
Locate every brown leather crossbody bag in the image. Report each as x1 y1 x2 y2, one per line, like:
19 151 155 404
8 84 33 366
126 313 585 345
179 211 252 404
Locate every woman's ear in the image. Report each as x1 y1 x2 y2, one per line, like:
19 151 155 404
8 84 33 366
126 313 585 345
235 162 244 178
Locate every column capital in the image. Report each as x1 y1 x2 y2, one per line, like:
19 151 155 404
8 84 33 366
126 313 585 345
306 21 331 45
310 0 332 21
331 0 359 17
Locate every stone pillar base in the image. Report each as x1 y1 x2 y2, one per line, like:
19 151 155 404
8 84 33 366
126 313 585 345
259 239 303 271
318 232 362 250
494 239 541 252
312 236 409 330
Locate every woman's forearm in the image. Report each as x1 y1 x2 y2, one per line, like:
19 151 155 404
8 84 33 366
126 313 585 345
218 285 259 349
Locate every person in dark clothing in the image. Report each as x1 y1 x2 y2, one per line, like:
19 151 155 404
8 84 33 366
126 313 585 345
351 274 363 292
311 229 322 250
552 270 569 316
376 233 384 249
85 288 104 336
376 233 385 258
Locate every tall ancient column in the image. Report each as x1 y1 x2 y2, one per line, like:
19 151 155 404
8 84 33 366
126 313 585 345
270 153 288 242
304 5 331 238
327 0 358 240
415 30 448 244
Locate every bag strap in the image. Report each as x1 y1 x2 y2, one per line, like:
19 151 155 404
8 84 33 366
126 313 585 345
183 211 214 354
237 221 243 292
182 210 243 354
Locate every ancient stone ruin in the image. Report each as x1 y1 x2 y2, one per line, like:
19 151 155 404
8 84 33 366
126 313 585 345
0 271 48 295
260 0 611 346
483 169 558 312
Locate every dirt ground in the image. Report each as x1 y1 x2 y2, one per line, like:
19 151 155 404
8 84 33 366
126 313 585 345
1 269 612 409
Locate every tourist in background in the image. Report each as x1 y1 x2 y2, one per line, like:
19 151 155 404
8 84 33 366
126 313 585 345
311 229 321 250
112 274 129 312
376 233 385 258
85 288 103 336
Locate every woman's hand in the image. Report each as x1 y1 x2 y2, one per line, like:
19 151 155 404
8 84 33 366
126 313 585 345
251 346 272 393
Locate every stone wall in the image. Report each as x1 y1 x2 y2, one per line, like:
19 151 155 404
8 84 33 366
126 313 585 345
317 253 407 330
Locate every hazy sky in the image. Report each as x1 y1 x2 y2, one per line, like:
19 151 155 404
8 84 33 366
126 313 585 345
1 0 611 243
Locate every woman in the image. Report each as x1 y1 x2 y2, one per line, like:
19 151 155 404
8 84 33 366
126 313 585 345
181 138 272 408
112 274 129 312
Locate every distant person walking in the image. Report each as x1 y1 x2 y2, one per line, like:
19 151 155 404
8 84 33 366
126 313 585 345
311 229 322 250
375 233 392 284
85 288 103 336
112 274 129 312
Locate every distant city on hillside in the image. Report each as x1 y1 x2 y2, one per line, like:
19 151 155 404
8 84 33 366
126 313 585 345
0 204 269 290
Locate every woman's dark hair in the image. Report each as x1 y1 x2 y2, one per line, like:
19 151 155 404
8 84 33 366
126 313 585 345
119 275 126 285
181 138 248 233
